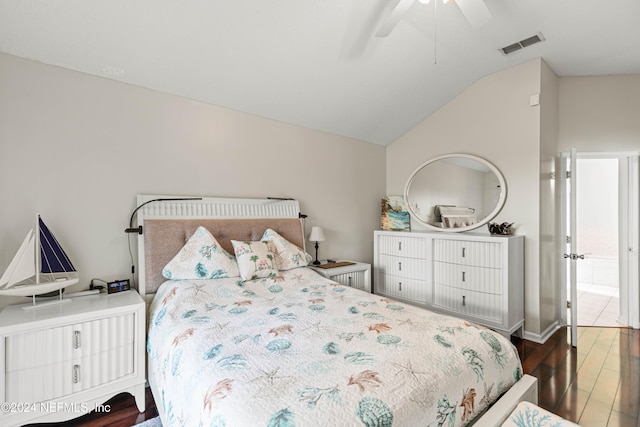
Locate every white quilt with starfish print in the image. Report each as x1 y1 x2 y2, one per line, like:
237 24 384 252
147 267 522 427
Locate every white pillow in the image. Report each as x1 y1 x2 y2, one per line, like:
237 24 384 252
231 240 279 281
261 228 312 271
162 226 240 280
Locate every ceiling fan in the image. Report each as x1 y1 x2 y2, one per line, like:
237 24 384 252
375 0 493 37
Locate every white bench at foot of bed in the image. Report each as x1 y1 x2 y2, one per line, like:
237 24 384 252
501 400 581 427
472 374 538 426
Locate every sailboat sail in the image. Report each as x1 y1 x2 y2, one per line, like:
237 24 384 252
39 217 76 274
0 229 35 288
0 215 79 297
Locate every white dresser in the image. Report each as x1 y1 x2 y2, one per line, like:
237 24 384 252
0 291 146 427
374 230 524 336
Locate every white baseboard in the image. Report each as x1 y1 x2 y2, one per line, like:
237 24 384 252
522 321 563 344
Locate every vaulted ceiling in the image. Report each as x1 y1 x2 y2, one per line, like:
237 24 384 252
1 0 639 145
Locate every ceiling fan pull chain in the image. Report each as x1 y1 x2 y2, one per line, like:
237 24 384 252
434 0 438 64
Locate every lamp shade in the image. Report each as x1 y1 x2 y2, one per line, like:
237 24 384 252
308 226 325 242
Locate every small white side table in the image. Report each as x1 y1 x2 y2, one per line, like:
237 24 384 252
309 261 371 292
0 290 146 427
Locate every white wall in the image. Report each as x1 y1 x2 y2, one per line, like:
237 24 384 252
387 59 544 335
0 53 386 309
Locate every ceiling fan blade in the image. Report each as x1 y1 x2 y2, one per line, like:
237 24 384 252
455 0 492 29
375 0 416 38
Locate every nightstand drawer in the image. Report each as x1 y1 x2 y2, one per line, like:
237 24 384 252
5 344 134 403
5 313 134 372
308 262 371 292
328 270 367 290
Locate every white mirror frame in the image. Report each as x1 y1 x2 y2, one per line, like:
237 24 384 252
403 153 507 233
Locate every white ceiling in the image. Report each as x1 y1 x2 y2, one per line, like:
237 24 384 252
1 0 639 145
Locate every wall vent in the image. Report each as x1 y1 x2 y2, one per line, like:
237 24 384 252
500 33 545 55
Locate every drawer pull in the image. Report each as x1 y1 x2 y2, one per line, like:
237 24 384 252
399 282 402 291
73 331 81 349
73 365 81 384
398 261 402 271
398 241 402 251
348 276 352 287
462 271 466 282
462 247 466 258
462 295 466 306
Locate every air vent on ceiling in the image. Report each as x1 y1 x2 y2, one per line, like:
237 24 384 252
500 32 545 55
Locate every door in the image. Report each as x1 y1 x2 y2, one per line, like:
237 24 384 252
561 149 640 347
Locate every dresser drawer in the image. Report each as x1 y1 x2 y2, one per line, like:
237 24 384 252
433 239 502 268
433 284 502 324
377 254 427 280
377 235 427 259
5 313 134 372
376 274 428 304
433 261 502 295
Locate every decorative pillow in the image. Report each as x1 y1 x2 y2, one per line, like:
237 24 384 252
261 228 312 271
231 240 279 281
162 226 240 280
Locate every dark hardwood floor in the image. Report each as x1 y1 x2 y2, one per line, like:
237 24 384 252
25 326 640 427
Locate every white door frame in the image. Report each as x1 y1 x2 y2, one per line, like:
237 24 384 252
559 150 639 330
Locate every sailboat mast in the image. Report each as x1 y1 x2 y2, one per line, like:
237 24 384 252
35 214 40 285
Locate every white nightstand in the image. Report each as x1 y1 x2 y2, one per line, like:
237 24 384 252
0 290 146 427
309 261 371 292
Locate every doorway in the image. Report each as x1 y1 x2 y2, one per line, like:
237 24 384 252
561 151 639 344
570 158 621 326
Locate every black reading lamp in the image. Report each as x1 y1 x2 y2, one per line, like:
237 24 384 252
124 197 202 277
124 197 203 235
308 226 325 265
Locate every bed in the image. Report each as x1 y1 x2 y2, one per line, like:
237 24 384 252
136 195 537 427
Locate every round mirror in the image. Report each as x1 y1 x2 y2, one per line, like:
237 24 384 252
404 154 507 232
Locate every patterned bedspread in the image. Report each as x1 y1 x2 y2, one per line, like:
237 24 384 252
147 267 522 427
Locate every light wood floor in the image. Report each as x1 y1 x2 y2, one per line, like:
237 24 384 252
26 326 640 427
512 326 640 427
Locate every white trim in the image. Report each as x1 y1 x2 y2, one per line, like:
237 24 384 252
522 321 562 344
559 155 568 327
628 156 640 328
559 151 640 331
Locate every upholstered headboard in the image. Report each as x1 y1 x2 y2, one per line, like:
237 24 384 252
135 196 305 302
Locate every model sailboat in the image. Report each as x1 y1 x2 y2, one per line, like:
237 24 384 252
0 215 79 298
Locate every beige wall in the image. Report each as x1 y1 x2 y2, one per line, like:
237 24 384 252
387 59 544 335
0 53 386 309
559 74 640 329
559 75 640 152
539 60 561 335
